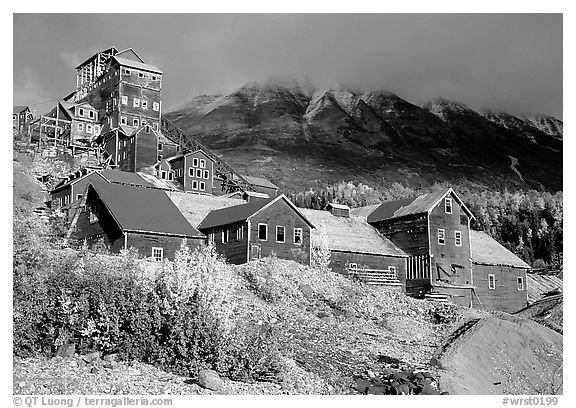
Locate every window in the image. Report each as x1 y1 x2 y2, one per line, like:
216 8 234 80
153 122 159 131
142 100 148 109
86 124 93 133
158 155 163 161
276 226 285 243
145 125 151 134
152 75 158 81
189 168 194 177
200 159 206 168
121 95 128 105
517 277 524 291
349 263 358 271
133 98 140 108
203 170 209 179
123 140 127 148
76 194 83 200
192 180 198 189
196 169 202 178
488 274 495 290
236 225 243 241
122 151 127 160
94 125 100 134
168 172 173 181
445 198 452 214
89 206 98 224
258 223 268 241
152 247 163 262
222 228 229 244
193 158 199 167
294 228 303 245
199 181 205 190
89 110 95 119
389 266 397 275
208 232 215 245
120 116 127 125
438 228 445 245
153 102 160 111
79 108 84 117
124 68 131 75
138 72 144 78
77 123 84 131
133 118 139 127
455 230 462 246
158 143 163 151
161 171 167 179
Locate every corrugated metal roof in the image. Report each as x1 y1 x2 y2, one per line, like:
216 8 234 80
349 203 381 219
526 273 563 304
300 208 407 257
197 195 313 230
168 192 245 228
327 203 350 210
99 170 152 187
113 56 162 73
243 175 279 190
89 179 202 237
136 172 180 191
470 230 531 268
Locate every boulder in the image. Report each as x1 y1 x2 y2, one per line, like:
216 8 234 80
54 343 75 358
299 284 314 297
197 369 222 391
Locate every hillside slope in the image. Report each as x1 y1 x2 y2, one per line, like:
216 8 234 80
165 81 562 192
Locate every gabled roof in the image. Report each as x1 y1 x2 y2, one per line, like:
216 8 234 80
137 171 180 191
243 175 279 190
169 192 245 228
526 273 562 304
349 203 381 220
13 106 29 114
367 188 474 223
113 56 162 74
75 46 119 69
51 169 153 192
197 194 314 230
470 230 531 269
88 179 202 237
300 208 407 257
115 48 144 63
327 202 350 211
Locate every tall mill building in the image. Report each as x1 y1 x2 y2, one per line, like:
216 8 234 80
67 46 179 171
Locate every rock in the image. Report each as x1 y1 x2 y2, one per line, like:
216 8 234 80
299 284 314 297
103 353 118 362
54 343 75 358
82 351 101 363
128 368 142 375
198 369 222 391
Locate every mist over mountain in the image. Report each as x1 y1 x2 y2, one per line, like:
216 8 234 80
165 80 562 192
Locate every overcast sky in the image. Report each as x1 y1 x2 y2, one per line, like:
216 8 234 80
13 13 562 118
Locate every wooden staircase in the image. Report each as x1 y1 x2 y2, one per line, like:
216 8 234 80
424 293 450 303
349 268 403 287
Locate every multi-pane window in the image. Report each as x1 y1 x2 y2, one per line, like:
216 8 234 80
438 228 445 245
203 170 209 179
455 230 462 246
153 122 159 130
200 159 206 168
192 180 198 189
121 95 128 105
86 124 93 133
142 100 148 109
258 224 268 241
152 247 163 262
78 123 84 131
445 198 452 214
120 116 127 125
517 277 524 291
222 228 229 244
94 125 100 134
124 68 131 75
294 228 303 245
276 226 285 243
196 169 202 178
488 274 495 290
236 225 243 241
199 181 205 190
134 98 140 108
153 102 160 111
133 118 139 127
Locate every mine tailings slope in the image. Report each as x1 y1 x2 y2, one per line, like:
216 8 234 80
437 314 563 394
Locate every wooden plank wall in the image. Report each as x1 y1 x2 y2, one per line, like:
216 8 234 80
330 251 406 286
207 222 249 264
125 232 204 260
373 215 429 256
472 264 528 313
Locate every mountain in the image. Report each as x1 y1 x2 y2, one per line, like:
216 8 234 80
165 81 562 192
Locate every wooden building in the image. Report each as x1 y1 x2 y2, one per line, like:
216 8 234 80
13 106 32 134
470 230 530 313
197 195 314 265
43 100 102 145
50 168 153 209
156 150 215 194
362 188 475 305
102 125 178 172
71 179 204 259
242 175 279 197
300 203 407 290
